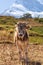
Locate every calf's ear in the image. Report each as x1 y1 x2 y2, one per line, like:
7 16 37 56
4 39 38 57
26 25 32 30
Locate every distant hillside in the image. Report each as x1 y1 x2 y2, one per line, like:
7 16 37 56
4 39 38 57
0 16 43 26
0 16 43 44
0 16 17 25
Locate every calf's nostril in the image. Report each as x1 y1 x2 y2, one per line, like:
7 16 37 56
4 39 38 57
20 34 23 36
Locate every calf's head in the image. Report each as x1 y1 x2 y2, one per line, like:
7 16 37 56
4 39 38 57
15 22 31 40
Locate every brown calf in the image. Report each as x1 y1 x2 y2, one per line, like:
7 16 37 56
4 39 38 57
14 22 31 63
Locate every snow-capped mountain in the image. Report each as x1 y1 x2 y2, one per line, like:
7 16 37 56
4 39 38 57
1 0 43 18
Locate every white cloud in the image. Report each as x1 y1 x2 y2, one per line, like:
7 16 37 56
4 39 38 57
9 11 24 16
11 3 27 12
5 2 43 18
5 3 28 17
27 11 43 17
37 0 43 4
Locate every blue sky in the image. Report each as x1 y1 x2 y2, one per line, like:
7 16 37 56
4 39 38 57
0 0 43 17
0 0 15 13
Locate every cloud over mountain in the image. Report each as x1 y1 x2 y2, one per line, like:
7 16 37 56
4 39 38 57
1 0 43 18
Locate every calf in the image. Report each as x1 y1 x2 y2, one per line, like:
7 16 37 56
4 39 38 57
14 22 31 62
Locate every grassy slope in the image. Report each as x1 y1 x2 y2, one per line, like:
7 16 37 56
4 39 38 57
31 26 43 34
0 16 43 44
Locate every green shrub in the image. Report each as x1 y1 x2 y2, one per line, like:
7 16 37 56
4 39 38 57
39 18 43 23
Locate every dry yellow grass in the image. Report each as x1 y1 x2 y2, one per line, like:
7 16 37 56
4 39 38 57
0 44 43 65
